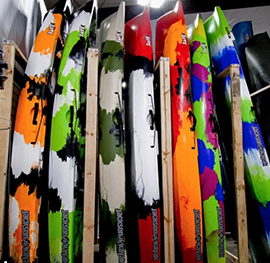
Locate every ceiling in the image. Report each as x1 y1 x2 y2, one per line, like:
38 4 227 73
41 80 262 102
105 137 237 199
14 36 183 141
43 0 270 25
43 0 177 8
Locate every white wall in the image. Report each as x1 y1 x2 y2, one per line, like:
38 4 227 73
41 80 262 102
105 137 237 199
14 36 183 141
0 0 42 57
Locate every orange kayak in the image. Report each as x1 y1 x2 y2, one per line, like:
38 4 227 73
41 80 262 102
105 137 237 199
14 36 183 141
156 1 203 262
8 1 65 262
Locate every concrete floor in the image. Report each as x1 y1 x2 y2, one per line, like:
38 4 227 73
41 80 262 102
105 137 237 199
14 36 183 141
226 236 253 263
94 235 254 262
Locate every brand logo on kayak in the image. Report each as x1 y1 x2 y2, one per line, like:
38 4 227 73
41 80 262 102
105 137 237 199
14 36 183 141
152 208 159 261
201 43 207 54
181 33 187 45
116 209 125 262
217 207 225 258
48 22 56 35
252 125 268 166
146 35 151 47
21 210 30 263
193 209 202 261
61 209 69 263
79 24 86 37
116 31 123 43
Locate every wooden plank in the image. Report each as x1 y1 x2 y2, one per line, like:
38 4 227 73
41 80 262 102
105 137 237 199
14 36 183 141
250 85 270 97
226 250 239 263
3 40 27 69
229 65 249 263
0 43 16 120
216 64 239 79
159 57 175 263
0 117 11 260
0 42 16 259
82 48 99 263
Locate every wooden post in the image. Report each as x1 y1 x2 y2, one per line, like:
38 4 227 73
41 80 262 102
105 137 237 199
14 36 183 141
158 57 175 263
229 65 249 263
217 64 249 262
0 40 27 259
82 48 98 263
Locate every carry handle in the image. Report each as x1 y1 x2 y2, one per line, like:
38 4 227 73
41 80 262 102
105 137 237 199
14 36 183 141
113 91 124 148
148 94 156 148
30 82 46 145
31 101 45 145
208 98 219 150
188 110 196 149
32 103 39 125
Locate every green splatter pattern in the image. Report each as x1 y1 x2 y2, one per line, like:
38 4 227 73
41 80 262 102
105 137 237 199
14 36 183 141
98 4 127 261
49 3 97 263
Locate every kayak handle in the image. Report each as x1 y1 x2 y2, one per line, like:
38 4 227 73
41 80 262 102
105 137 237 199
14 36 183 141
113 91 124 148
208 98 219 149
188 110 196 150
209 113 217 133
149 109 155 131
30 80 47 145
209 113 219 150
32 103 39 125
31 101 45 145
188 110 196 132
148 94 156 148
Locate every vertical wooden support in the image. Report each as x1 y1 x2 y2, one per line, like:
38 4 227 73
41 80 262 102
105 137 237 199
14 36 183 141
159 57 175 263
83 48 99 263
0 42 15 260
229 65 249 263
0 40 27 259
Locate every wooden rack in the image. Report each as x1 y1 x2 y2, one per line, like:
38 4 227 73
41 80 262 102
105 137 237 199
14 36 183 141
0 43 100 263
0 40 27 259
156 61 248 263
83 55 175 263
217 64 249 263
0 44 250 263
83 48 99 263
156 57 175 263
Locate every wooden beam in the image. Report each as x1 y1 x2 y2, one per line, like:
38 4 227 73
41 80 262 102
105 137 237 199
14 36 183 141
250 85 270 97
0 42 16 121
3 40 27 70
226 250 239 263
158 57 175 263
229 65 249 263
217 64 249 262
216 64 239 79
82 48 99 263
0 41 27 259
0 118 11 260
